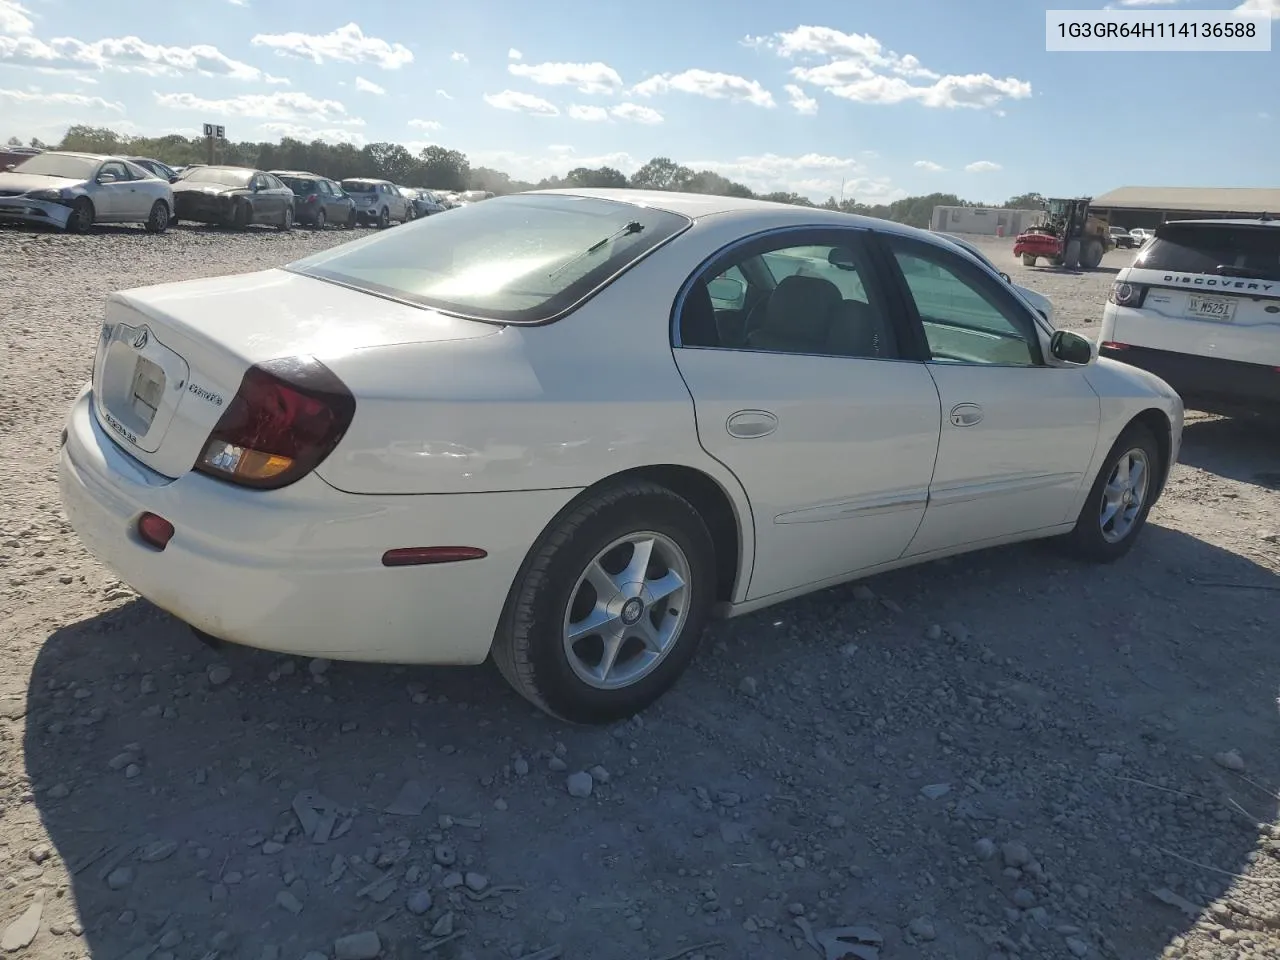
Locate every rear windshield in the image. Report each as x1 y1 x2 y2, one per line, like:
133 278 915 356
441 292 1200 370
341 180 377 193
279 176 317 195
1136 223 1280 280
182 167 252 187
286 193 690 324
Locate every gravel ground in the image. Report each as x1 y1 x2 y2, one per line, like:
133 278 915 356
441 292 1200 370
1 222 1279 960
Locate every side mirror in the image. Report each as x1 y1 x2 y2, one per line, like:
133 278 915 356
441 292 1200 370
97 173 117 184
1049 329 1094 365
707 276 746 303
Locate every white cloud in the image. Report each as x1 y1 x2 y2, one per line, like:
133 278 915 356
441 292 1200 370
0 86 121 110
409 118 442 131
436 89 452 100
783 83 818 115
228 0 249 6
1117 0 1184 5
354 76 384 95
632 69 775 108
610 101 662 124
251 22 413 69
257 122 366 147
964 160 1001 173
755 24 1029 111
508 48 522 60
914 160 945 172
0 34 276 82
1236 0 1280 17
0 0 33 35
569 102 663 124
154 90 356 124
508 60 623 94
567 104 609 122
483 89 559 116
450 51 468 63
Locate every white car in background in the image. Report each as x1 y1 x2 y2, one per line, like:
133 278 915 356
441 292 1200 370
939 233 1056 325
58 190 1182 724
0 151 173 234
1100 217 1280 419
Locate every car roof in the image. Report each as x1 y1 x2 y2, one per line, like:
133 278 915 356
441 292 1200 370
271 170 320 178
342 177 389 184
1155 217 1279 229
529 188 928 239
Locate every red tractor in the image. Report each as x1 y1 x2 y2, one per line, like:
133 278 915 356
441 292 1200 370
1014 196 1112 270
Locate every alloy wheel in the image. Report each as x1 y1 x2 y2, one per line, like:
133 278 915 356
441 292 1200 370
1099 448 1149 543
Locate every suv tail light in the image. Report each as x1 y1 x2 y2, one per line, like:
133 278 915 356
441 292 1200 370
1109 281 1147 308
195 357 356 490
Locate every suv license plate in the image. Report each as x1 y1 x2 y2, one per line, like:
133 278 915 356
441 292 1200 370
1186 296 1236 322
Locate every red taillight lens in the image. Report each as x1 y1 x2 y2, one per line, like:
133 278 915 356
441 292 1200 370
195 357 356 490
137 512 174 550
1109 281 1146 308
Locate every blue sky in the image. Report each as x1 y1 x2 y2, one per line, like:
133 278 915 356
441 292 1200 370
1 0 1276 202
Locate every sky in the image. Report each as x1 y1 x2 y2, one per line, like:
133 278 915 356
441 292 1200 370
1 0 1276 204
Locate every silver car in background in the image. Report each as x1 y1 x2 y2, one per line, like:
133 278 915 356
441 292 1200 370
0 151 174 234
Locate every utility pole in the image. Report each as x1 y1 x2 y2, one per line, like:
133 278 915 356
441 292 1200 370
839 178 846 206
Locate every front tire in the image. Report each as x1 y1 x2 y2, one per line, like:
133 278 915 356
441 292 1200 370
492 480 716 724
277 205 294 232
1021 253 1036 267
314 209 326 231
1062 423 1161 562
66 197 94 234
144 200 169 234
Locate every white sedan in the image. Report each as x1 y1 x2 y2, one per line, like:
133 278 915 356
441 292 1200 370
58 189 1184 723
0 151 173 233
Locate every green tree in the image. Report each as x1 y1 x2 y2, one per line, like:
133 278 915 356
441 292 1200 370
1004 192 1044 210
630 156 693 191
565 165 628 188
418 145 469 190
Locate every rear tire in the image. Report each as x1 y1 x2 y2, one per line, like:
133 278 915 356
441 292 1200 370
66 197 94 234
314 209 326 231
1080 239 1104 269
377 207 390 229
491 480 716 724
144 200 169 234
1021 253 1036 267
1061 422 1161 562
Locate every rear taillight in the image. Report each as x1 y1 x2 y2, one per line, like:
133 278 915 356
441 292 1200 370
305 194 318 204
1109 281 1147 308
195 357 356 490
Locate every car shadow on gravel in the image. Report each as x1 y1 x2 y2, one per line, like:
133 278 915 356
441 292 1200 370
1177 414 1280 488
21 522 1280 960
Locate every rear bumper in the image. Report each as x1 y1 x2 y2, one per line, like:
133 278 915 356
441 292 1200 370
0 196 73 228
1099 344 1280 416
58 385 578 664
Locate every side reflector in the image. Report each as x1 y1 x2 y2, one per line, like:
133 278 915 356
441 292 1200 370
137 512 175 550
381 546 488 567
1100 341 1129 351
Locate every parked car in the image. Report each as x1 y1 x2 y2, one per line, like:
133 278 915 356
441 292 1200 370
339 178 412 228
1100 217 1280 419
402 187 446 219
172 166 295 230
1109 226 1136 250
0 151 173 233
271 170 356 229
126 156 180 183
57 189 1183 724
1129 228 1153 247
939 233 1057 324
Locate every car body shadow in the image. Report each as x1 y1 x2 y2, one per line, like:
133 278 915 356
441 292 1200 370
1176 414 1280 487
22 527 1280 958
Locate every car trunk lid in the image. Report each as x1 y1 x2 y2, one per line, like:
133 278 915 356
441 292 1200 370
91 268 499 479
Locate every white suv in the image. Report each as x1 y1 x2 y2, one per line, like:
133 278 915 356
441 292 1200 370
1099 218 1280 418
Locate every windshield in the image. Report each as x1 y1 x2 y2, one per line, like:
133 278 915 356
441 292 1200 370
341 180 378 193
181 167 252 188
287 193 689 323
1135 223 1280 280
278 176 317 195
12 153 99 179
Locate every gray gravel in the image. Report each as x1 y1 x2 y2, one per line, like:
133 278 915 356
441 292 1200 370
1 223 1279 960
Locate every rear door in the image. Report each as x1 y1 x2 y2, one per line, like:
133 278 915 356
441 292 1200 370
671 226 942 600
875 232 1101 556
1113 222 1280 366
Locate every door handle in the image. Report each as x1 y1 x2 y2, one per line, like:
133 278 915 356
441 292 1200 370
726 409 778 439
949 403 983 427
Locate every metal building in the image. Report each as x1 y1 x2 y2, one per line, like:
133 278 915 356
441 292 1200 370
929 206 1044 236
1088 186 1280 231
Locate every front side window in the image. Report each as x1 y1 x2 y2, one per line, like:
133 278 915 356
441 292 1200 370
287 193 690 324
888 239 1039 367
677 232 899 360
99 161 130 182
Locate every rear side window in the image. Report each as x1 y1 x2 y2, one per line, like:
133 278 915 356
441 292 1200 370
1137 224 1280 280
287 193 689 324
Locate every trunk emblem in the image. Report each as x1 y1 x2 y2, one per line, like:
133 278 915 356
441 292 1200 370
132 328 150 350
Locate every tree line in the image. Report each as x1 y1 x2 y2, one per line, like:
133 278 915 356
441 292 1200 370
8 128 1046 230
